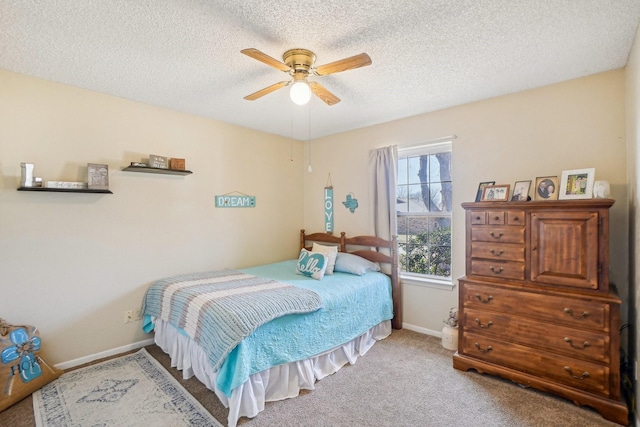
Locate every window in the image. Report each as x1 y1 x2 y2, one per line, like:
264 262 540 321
397 139 452 285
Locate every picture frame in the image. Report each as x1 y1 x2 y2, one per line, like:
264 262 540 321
511 180 531 201
149 154 168 169
87 163 109 190
558 168 595 200
534 176 558 200
475 181 495 202
481 184 510 201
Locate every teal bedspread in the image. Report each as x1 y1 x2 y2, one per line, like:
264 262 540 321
142 269 322 375
220 260 393 396
145 260 393 397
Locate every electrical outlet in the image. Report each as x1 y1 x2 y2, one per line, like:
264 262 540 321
134 308 143 321
124 310 133 324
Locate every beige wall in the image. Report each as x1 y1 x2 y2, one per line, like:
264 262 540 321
304 70 629 335
0 69 304 365
0 65 631 370
625 22 639 426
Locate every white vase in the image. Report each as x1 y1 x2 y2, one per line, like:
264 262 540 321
593 180 610 199
441 325 458 351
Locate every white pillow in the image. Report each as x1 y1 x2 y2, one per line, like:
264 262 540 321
295 249 328 280
334 252 380 276
311 242 338 274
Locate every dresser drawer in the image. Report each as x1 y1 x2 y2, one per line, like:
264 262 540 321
506 210 525 225
461 332 610 396
471 242 525 261
463 308 610 364
471 227 524 244
470 260 525 280
487 211 505 225
462 282 609 331
470 211 487 225
469 210 525 226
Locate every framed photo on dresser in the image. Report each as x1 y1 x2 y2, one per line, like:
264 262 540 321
534 176 558 200
558 168 595 200
475 181 495 202
481 184 510 201
511 180 531 201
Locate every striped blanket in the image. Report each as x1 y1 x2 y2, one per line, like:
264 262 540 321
142 270 323 372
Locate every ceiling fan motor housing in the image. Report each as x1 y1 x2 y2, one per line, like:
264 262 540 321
283 49 316 75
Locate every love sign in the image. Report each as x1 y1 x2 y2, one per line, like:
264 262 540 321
324 187 333 233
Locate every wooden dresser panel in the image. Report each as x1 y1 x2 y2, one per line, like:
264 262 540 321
454 199 627 426
462 308 610 364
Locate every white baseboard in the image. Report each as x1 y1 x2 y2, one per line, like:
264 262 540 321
55 338 155 371
402 322 442 338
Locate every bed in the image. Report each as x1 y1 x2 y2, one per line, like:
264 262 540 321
142 230 401 427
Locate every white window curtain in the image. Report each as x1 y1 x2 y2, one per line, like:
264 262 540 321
370 145 398 246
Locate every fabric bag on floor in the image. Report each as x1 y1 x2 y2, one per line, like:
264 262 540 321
0 318 62 412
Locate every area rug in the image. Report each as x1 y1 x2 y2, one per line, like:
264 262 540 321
32 348 222 427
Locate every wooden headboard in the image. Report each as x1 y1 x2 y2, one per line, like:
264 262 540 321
299 229 402 330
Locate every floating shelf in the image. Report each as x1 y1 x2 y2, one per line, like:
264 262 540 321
123 166 192 176
18 187 113 194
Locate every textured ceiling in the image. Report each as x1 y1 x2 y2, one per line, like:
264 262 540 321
1 1 639 140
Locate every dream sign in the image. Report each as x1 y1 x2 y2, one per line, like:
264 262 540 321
215 194 256 208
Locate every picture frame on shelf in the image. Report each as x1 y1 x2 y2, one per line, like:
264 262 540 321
149 154 168 169
481 184 510 201
475 181 495 202
534 176 558 200
558 168 595 200
170 158 185 170
511 180 531 201
87 163 109 190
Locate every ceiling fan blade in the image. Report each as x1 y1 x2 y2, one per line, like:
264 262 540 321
314 53 372 76
241 48 290 72
244 81 289 101
309 81 340 106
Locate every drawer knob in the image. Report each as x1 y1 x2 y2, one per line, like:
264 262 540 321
563 366 590 380
475 216 481 220
563 308 590 320
513 216 519 221
489 266 504 274
474 293 493 303
489 231 503 239
489 249 504 256
474 342 493 353
564 337 591 350
474 318 493 329
494 216 500 221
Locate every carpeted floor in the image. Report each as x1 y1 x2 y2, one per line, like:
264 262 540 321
0 329 627 426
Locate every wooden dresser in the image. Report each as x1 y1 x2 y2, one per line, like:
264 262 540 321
453 199 628 425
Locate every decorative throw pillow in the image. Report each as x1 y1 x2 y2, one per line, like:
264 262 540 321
334 252 381 276
0 318 62 412
311 243 338 274
296 249 328 280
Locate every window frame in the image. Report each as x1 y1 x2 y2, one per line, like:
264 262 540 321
397 138 454 289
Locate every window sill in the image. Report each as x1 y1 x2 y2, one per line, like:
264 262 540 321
401 274 456 290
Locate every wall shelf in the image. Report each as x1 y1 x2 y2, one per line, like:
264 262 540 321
18 187 113 194
122 166 192 175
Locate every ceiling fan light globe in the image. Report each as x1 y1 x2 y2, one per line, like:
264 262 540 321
290 81 311 105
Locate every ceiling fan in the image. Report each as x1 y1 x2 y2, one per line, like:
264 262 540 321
241 48 372 106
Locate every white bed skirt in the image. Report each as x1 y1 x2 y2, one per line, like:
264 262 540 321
153 318 392 427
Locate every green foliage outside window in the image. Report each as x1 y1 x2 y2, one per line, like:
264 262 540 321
400 226 451 277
